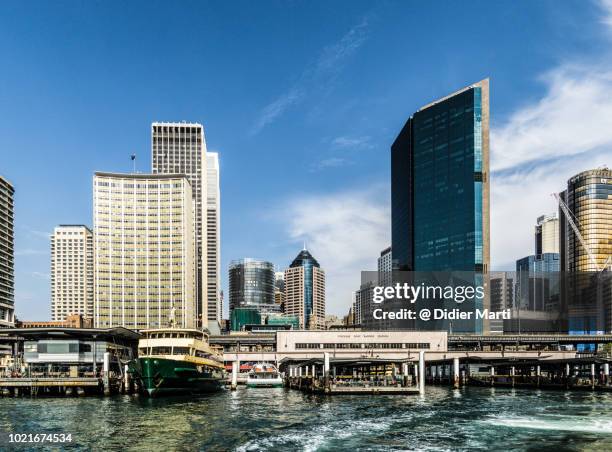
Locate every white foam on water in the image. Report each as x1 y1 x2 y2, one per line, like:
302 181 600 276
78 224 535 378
483 415 612 434
236 416 394 451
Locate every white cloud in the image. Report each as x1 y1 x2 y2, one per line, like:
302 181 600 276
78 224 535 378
310 157 352 172
491 66 612 172
282 185 389 315
490 2 612 267
600 0 612 27
331 136 373 150
251 18 370 135
490 152 612 269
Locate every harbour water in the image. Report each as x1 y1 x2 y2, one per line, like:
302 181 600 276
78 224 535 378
2 387 612 451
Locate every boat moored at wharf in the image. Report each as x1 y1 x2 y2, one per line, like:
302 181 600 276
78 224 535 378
129 328 225 397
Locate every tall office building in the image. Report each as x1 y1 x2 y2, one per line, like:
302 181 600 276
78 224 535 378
559 167 612 273
0 176 14 327
206 152 221 332
228 259 276 313
274 271 285 310
50 225 94 321
559 167 612 334
536 213 559 255
284 249 325 330
93 172 195 329
377 246 393 288
152 122 208 327
391 79 490 272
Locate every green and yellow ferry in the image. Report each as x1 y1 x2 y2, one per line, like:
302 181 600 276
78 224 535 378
129 328 225 397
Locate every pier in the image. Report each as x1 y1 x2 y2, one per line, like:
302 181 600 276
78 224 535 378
0 327 139 397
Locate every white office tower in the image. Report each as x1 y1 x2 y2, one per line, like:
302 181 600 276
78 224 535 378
152 122 208 327
206 152 221 333
93 172 196 329
50 225 94 321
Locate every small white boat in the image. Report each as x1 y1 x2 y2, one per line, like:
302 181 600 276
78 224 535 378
246 363 284 388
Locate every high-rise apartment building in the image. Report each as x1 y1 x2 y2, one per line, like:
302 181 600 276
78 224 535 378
206 152 221 331
0 176 14 327
284 249 325 330
93 172 195 329
50 225 94 321
536 213 559 255
391 79 490 272
152 122 208 326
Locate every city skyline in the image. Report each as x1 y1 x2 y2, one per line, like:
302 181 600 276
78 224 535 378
3 1 612 320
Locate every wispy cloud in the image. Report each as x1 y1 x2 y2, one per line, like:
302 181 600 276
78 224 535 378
490 0 612 267
15 249 48 256
281 185 389 314
331 135 373 150
250 17 370 135
310 157 353 172
19 226 51 240
31 272 50 280
600 0 612 27
491 66 612 172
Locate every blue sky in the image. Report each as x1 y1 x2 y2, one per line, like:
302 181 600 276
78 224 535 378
2 0 612 320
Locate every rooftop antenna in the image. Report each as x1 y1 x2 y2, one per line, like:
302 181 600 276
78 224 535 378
131 154 136 173
303 241 307 251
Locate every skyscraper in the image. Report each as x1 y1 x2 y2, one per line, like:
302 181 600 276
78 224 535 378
206 152 221 332
228 259 276 312
152 122 208 327
559 167 612 273
284 249 325 330
93 172 196 329
50 225 94 321
0 176 14 327
377 246 393 288
391 79 490 272
559 167 612 334
535 213 559 255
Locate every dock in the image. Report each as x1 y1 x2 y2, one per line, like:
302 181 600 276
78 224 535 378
283 355 422 395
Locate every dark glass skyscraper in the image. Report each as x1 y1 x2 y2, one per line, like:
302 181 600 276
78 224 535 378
391 80 490 272
228 258 277 315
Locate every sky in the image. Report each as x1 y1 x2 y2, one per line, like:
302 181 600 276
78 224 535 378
1 0 612 321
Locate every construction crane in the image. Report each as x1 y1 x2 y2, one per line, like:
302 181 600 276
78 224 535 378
553 192 611 272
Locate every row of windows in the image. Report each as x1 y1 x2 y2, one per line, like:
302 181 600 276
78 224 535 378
294 343 430 350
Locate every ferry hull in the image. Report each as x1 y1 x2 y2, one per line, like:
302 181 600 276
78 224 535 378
130 357 224 397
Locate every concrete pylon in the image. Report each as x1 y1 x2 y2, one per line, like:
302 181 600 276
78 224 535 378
231 361 239 390
453 358 460 389
418 351 425 394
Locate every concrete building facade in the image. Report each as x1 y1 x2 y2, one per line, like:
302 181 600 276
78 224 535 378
93 172 195 329
0 176 14 327
152 122 209 327
205 152 221 331
50 225 94 321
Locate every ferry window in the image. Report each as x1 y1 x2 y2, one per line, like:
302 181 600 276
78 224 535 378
79 344 92 353
24 343 37 353
323 344 335 349
173 347 190 355
349 344 362 349
152 346 171 355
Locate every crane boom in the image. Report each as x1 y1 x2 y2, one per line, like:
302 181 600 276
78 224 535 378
553 192 601 271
